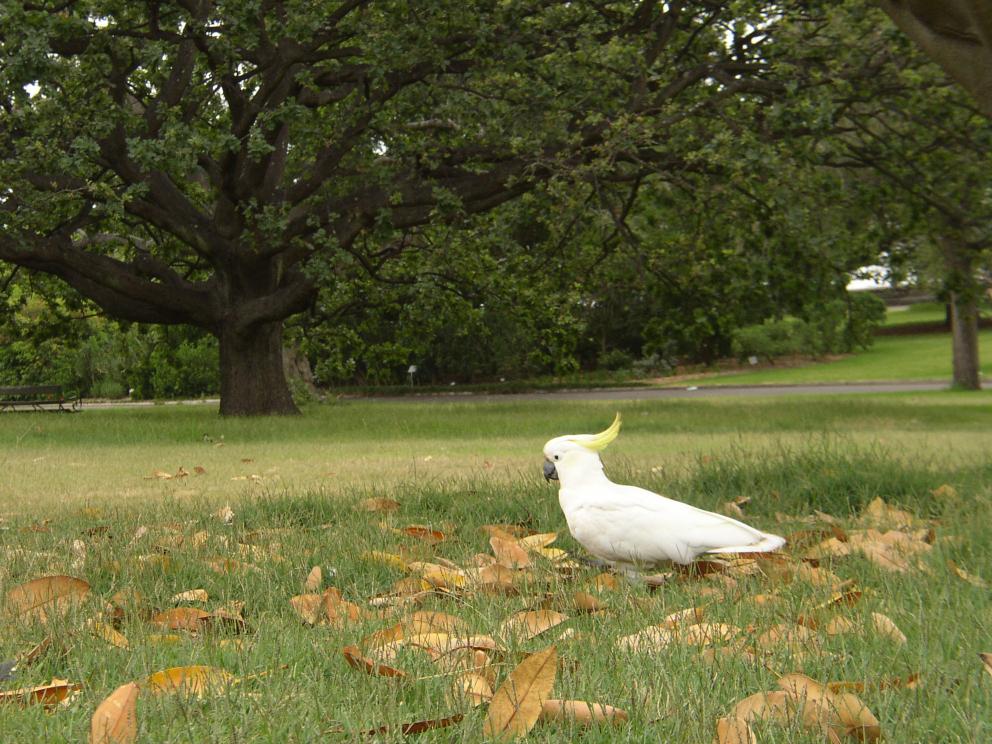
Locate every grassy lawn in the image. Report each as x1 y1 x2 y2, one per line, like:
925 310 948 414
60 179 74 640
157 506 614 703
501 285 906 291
881 301 948 327
699 331 992 386
1 396 990 741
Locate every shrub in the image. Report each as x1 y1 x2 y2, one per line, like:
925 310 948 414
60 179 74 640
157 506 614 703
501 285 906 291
598 348 634 371
731 317 808 362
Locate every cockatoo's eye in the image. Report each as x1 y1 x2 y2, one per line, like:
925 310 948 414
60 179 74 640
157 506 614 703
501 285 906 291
553 455 560 461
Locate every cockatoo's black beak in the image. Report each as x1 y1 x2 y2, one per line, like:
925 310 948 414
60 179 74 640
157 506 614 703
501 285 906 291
543 460 559 482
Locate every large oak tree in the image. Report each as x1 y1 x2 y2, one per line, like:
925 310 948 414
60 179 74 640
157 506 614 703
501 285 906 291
0 1 783 414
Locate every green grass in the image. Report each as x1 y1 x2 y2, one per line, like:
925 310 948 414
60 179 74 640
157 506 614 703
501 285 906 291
1 397 991 742
699 331 992 386
881 301 949 327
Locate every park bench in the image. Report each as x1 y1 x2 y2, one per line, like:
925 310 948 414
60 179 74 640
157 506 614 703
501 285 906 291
0 385 81 413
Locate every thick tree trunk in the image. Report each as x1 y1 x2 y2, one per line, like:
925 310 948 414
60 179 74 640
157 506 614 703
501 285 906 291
940 234 982 390
218 320 299 415
949 290 981 389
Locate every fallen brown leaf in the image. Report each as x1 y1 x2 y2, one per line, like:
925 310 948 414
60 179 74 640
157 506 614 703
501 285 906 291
517 532 558 551
150 607 211 632
144 665 235 697
540 699 628 726
451 671 494 707
304 566 323 592
871 612 907 644
342 645 407 678
500 610 569 641
398 525 446 543
980 652 992 678
572 591 606 613
5 575 90 623
289 594 323 626
490 536 532 569
324 587 365 625
947 559 989 588
89 682 138 744
483 645 558 741
0 678 81 708
361 714 463 737
714 716 756 744
171 589 209 604
88 620 129 650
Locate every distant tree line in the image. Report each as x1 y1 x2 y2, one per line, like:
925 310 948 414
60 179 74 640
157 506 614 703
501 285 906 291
1 2 989 404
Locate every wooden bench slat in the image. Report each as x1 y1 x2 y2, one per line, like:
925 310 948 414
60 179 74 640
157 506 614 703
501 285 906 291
0 385 81 412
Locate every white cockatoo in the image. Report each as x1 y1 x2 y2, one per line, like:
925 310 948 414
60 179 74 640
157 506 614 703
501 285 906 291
542 413 785 569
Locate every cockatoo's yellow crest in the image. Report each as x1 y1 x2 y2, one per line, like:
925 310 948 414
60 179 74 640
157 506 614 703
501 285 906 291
571 412 621 451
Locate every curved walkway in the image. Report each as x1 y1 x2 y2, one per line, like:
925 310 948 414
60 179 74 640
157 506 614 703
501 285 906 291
78 381 954 409
371 381 950 403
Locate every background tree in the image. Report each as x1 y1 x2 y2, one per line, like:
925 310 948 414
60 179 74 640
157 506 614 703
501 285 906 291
0 0 789 414
774 2 992 388
878 0 992 117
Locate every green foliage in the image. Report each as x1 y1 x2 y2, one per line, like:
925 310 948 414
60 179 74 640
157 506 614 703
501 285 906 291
730 293 885 362
730 317 809 362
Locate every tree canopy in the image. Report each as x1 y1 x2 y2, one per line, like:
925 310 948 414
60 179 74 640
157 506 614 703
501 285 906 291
0 0 797 414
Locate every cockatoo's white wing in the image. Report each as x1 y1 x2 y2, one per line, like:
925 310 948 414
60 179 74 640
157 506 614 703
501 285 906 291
563 484 784 565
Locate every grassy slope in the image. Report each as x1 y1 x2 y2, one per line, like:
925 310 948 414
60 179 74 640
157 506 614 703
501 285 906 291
1 396 990 742
700 331 992 386
881 301 949 327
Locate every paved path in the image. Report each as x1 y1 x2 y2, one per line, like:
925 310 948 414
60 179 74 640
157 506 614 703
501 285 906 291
362 381 950 403
78 381 952 409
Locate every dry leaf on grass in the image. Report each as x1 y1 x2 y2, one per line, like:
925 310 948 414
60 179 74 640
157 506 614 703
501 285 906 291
490 536 532 569
342 645 407 678
325 588 366 625
144 666 236 697
947 559 989 588
859 497 918 528
500 610 569 641
483 645 558 741
408 562 466 590
5 575 90 623
571 591 606 613
450 671 494 707
827 673 920 693
289 594 324 626
715 716 757 744
150 607 211 632
304 566 323 592
777 673 881 742
729 690 791 724
618 622 739 653
539 699 628 726
0 678 81 708
87 620 130 650
980 653 992 677
396 525 446 543
517 532 558 551
90 682 138 744
171 589 209 604
871 612 907 644
361 714 464 737
362 550 409 571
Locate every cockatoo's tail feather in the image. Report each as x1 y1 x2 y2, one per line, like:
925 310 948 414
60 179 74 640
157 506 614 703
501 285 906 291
570 412 622 451
704 532 786 556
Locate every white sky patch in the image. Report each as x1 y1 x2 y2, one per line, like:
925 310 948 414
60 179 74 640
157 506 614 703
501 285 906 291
846 265 893 291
